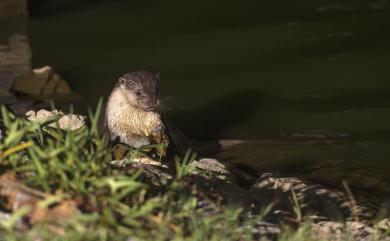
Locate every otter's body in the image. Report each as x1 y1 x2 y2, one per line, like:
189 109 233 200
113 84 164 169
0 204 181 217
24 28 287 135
105 71 168 148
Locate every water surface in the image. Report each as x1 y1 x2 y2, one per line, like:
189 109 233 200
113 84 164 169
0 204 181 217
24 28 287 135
25 0 390 196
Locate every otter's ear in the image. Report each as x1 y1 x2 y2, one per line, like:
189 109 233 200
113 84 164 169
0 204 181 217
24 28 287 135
119 77 126 85
155 72 161 82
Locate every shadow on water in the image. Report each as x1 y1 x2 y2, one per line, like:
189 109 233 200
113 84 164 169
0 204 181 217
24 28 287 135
172 89 263 140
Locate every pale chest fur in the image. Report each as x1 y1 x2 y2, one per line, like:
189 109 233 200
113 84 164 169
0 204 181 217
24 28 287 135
106 89 163 141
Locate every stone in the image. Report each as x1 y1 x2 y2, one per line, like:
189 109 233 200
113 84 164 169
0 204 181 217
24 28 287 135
25 109 86 130
376 218 390 230
11 66 73 97
0 34 31 92
105 155 386 240
0 0 28 21
252 221 281 236
191 158 229 174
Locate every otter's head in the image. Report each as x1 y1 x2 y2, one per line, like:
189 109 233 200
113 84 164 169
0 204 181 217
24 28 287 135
118 71 161 111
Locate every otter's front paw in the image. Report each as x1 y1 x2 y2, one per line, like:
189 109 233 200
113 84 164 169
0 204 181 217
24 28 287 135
150 125 165 143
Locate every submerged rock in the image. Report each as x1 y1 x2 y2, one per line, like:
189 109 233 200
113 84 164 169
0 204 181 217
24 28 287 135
11 66 73 97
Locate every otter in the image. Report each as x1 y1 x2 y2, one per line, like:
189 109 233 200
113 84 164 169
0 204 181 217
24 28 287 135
104 70 221 156
105 71 169 148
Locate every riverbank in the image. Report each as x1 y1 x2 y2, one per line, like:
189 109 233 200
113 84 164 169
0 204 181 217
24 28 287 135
0 106 388 241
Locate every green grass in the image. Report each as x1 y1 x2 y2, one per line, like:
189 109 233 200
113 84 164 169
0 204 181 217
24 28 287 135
0 105 259 241
0 104 389 241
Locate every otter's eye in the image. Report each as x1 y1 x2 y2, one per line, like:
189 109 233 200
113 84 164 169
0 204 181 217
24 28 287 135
135 91 142 97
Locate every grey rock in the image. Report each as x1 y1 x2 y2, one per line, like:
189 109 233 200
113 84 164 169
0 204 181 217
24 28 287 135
252 221 281 235
311 220 388 241
191 158 229 174
12 66 73 97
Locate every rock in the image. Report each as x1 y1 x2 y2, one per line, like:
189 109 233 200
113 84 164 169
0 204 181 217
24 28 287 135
25 109 86 130
191 158 229 174
311 221 383 241
346 221 375 239
251 172 378 222
0 0 28 21
190 158 232 182
311 221 343 241
11 66 73 97
376 218 390 230
252 221 281 236
104 155 388 240
0 34 31 92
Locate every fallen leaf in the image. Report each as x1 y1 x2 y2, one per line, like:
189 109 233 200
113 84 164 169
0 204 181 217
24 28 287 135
0 172 80 234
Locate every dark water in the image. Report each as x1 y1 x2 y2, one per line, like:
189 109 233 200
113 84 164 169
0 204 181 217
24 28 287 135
23 0 390 196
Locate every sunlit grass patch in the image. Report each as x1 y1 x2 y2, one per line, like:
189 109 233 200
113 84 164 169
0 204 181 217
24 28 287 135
0 105 261 241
